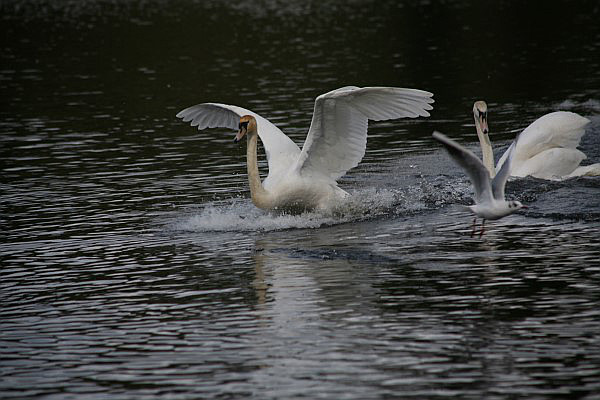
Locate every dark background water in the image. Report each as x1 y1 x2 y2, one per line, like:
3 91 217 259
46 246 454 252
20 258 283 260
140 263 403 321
2 1 600 399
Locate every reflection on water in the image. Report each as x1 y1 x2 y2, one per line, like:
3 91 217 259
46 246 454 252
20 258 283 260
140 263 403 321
2 0 600 398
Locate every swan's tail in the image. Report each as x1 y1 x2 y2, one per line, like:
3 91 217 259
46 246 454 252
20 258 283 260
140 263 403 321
566 163 600 178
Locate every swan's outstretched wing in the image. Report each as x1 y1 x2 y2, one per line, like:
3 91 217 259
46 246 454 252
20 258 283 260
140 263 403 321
432 131 493 204
295 86 434 181
491 140 516 200
496 111 590 173
176 103 301 173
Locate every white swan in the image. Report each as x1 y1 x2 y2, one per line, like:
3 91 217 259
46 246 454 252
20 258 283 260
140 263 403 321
177 86 434 212
473 101 600 180
432 131 527 237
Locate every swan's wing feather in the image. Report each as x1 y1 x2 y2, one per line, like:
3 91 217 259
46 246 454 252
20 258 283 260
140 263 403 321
176 103 301 174
509 148 587 179
432 131 493 204
497 111 590 172
295 86 434 181
177 103 240 130
491 140 516 200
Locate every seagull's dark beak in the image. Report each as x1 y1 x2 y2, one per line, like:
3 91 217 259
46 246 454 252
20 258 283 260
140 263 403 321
521 205 529 209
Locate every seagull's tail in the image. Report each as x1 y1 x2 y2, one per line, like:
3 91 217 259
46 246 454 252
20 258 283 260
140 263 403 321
459 204 476 214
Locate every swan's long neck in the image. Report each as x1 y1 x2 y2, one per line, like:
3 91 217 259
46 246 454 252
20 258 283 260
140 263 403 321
246 130 272 209
476 121 496 178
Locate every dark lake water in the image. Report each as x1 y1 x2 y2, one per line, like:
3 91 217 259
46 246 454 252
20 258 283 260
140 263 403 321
2 0 600 398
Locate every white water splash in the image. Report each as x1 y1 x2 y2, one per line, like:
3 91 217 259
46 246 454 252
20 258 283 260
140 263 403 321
172 187 426 232
554 98 600 112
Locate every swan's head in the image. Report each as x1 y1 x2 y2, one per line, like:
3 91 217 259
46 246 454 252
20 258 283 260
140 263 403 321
473 100 489 135
507 200 528 211
234 115 257 143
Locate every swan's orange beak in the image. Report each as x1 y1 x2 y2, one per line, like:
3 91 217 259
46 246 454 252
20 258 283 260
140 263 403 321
234 121 248 143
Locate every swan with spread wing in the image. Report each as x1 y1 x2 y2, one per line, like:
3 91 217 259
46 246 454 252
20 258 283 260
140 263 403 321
177 86 434 212
473 101 600 180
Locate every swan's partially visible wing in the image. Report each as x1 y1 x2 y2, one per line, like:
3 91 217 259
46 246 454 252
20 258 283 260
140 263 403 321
505 147 587 179
496 111 590 173
432 131 493 204
491 140 516 200
177 103 240 130
176 103 301 173
294 86 434 181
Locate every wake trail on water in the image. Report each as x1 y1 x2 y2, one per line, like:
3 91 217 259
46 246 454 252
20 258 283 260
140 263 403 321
167 147 600 233
171 184 453 232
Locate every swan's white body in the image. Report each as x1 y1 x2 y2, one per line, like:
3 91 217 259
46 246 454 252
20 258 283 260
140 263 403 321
177 86 434 212
433 131 527 235
473 102 600 180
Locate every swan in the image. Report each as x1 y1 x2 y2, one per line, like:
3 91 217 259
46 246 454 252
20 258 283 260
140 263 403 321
432 131 527 237
473 101 600 180
177 86 434 213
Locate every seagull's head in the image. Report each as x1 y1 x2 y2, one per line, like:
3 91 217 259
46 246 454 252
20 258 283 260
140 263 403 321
508 200 528 211
234 115 256 143
473 101 489 135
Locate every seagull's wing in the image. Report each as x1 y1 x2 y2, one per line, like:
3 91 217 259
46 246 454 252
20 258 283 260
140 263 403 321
294 86 434 181
432 131 493 204
491 139 517 200
176 103 301 173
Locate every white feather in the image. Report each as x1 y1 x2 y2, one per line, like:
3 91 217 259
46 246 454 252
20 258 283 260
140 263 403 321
295 86 434 181
494 111 598 179
177 86 434 210
433 131 526 222
177 103 301 176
